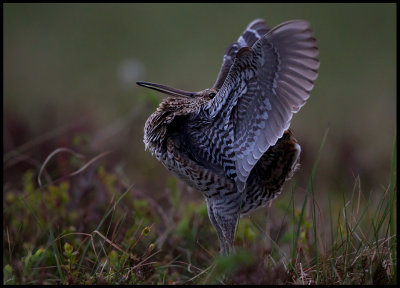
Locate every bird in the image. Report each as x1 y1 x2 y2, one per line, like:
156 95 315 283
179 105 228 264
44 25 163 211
137 19 319 255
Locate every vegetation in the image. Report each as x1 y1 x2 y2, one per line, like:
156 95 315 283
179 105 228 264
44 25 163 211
3 130 396 284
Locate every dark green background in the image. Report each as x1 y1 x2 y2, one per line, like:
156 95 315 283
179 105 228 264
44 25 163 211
4 3 396 195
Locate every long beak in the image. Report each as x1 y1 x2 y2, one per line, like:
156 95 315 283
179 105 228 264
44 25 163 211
136 81 198 98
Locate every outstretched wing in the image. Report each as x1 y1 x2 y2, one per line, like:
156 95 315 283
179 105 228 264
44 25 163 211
213 19 270 89
205 20 319 192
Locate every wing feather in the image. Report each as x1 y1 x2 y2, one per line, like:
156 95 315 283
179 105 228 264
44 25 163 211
204 20 319 191
213 19 270 89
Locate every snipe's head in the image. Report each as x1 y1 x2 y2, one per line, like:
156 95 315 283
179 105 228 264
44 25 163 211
137 81 217 153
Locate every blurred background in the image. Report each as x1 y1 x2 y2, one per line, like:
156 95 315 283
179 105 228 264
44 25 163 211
3 3 396 283
4 3 396 197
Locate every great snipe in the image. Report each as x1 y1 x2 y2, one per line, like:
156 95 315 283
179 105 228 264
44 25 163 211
137 19 319 254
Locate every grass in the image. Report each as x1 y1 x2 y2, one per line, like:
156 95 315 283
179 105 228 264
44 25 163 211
3 131 396 284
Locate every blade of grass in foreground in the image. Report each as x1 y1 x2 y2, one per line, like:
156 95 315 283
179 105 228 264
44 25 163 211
292 128 329 263
310 171 321 284
77 185 133 274
49 228 65 282
388 132 396 281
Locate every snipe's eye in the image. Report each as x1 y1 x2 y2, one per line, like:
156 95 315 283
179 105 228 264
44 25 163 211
209 92 216 99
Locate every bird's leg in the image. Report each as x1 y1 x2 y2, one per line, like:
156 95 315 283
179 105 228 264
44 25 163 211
206 198 227 254
212 205 239 255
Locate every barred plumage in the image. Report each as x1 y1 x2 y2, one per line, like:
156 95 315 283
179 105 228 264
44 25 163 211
138 19 319 254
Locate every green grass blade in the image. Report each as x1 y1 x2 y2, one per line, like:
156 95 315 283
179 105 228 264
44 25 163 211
49 228 65 282
388 132 396 280
292 128 329 260
310 173 320 283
